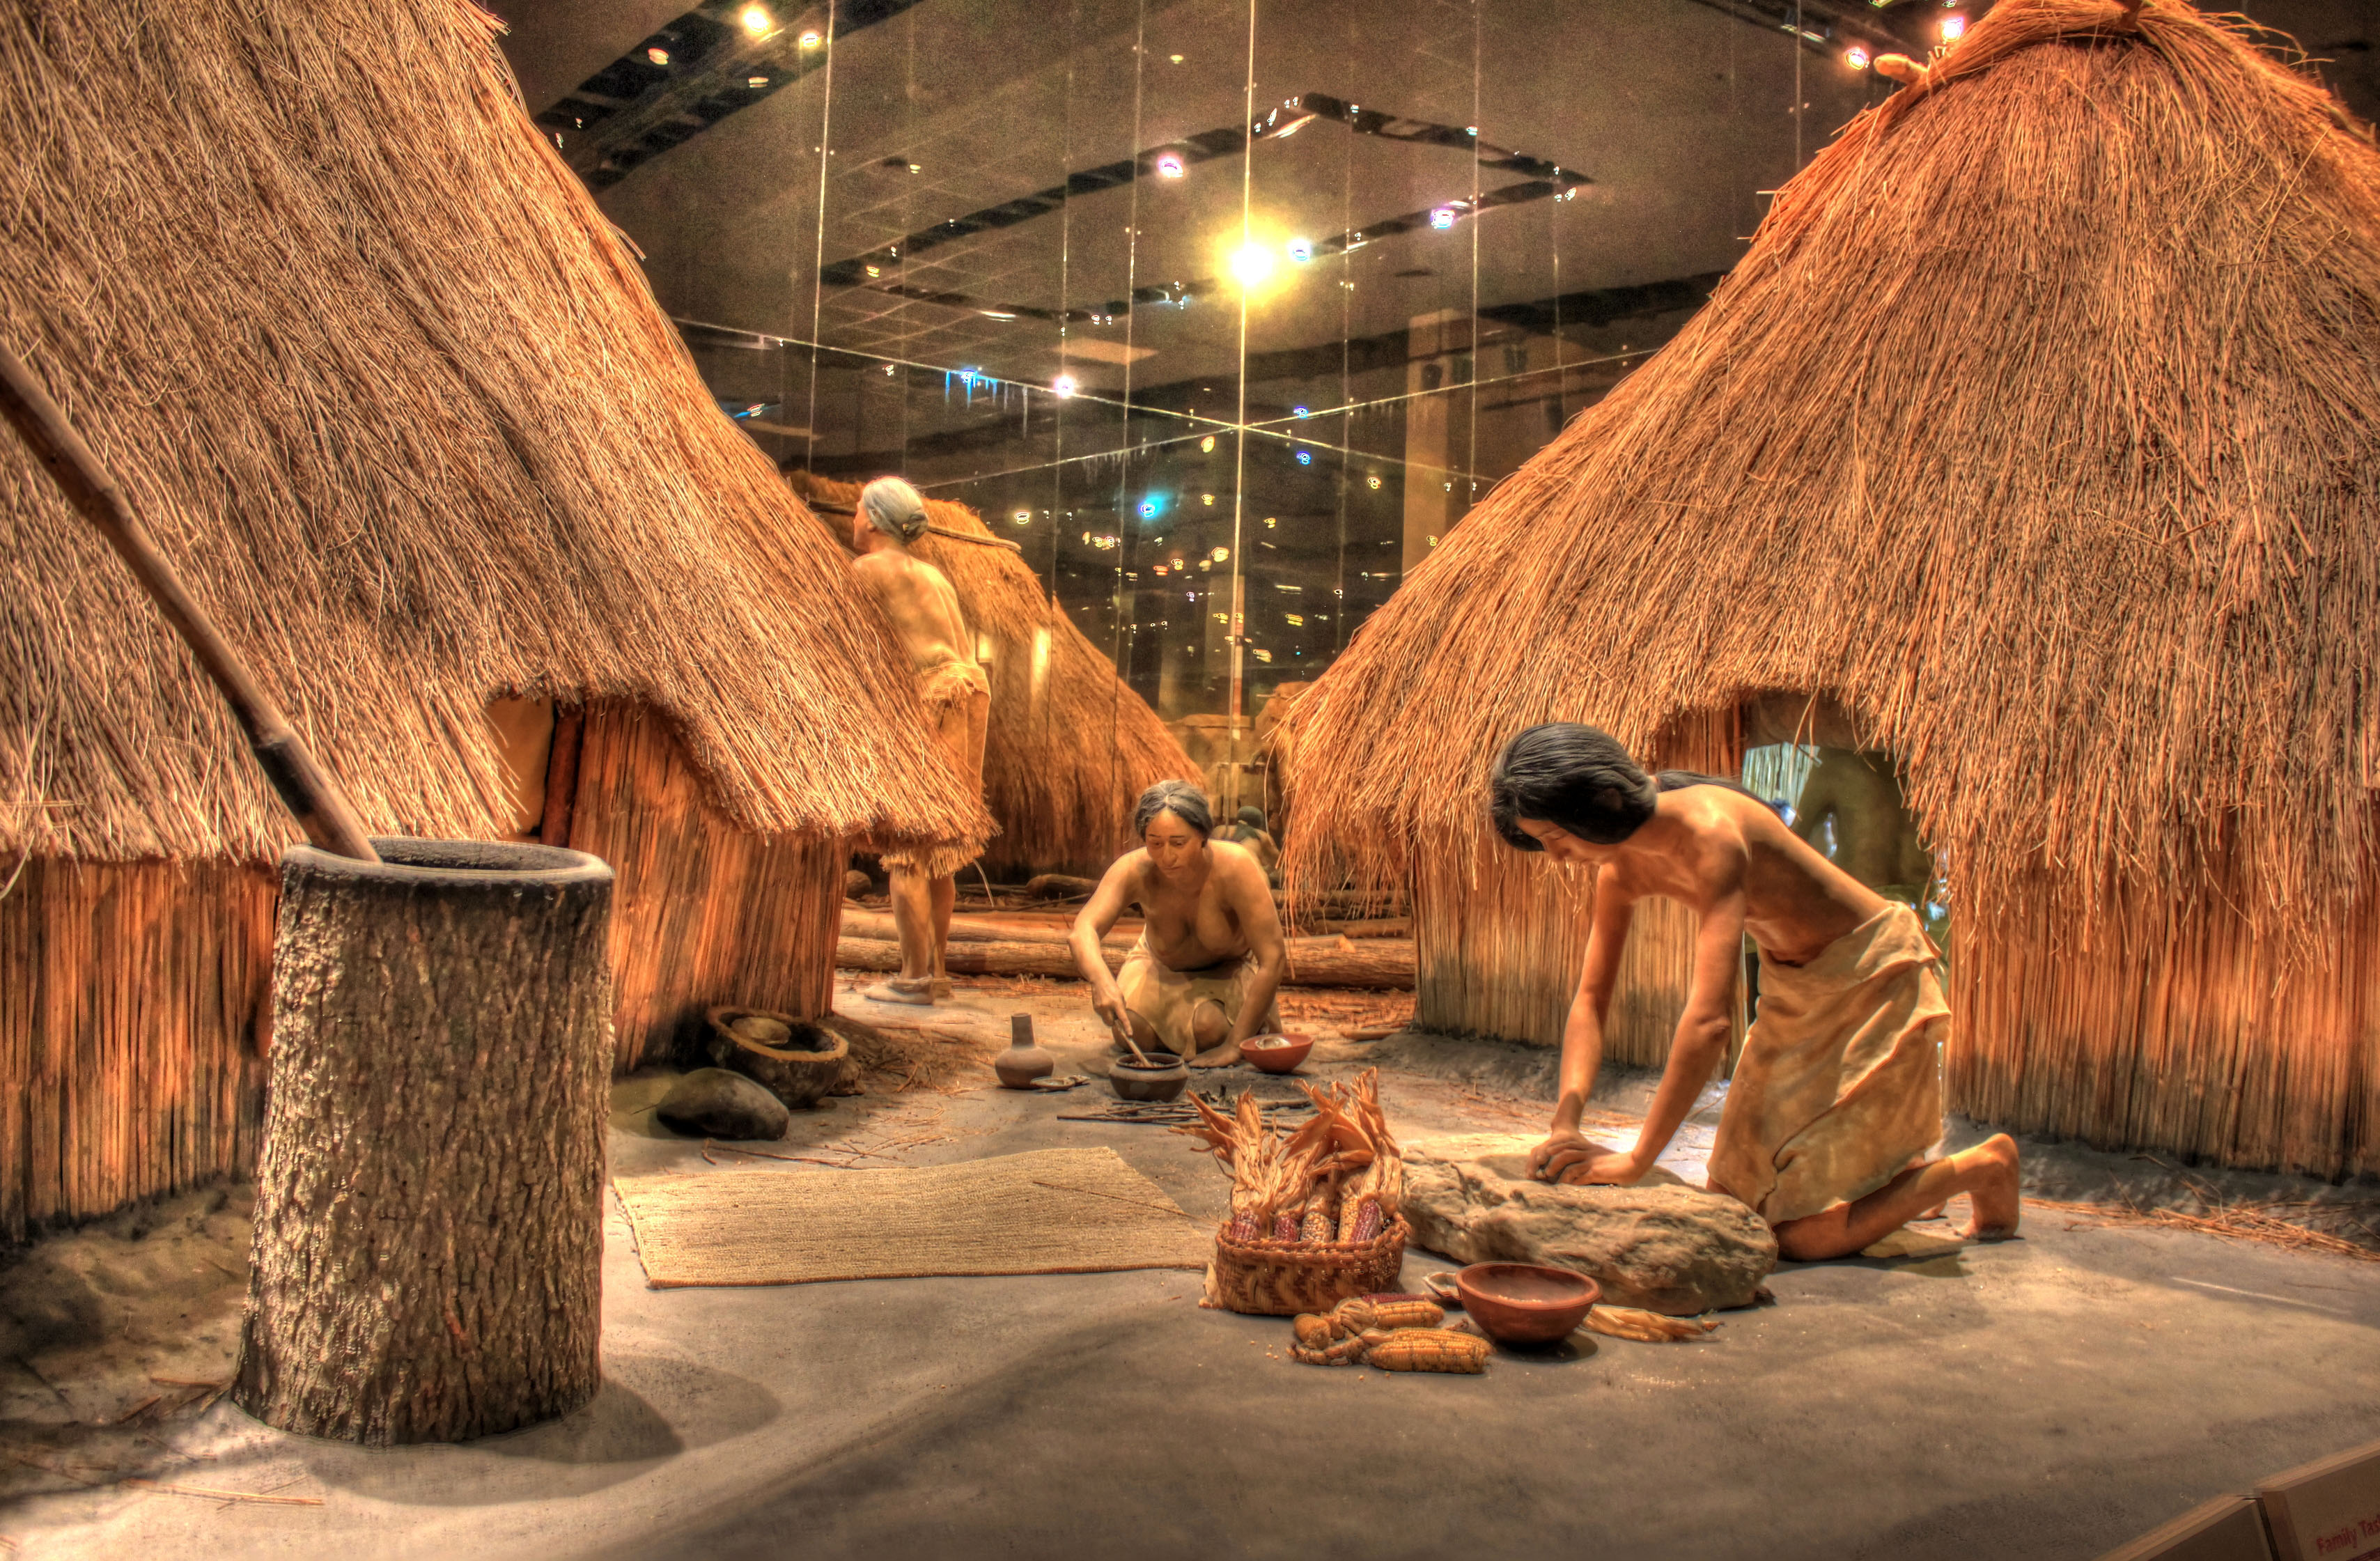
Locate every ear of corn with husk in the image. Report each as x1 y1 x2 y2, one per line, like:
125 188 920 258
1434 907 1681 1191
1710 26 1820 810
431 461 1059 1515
1174 1069 1406 1244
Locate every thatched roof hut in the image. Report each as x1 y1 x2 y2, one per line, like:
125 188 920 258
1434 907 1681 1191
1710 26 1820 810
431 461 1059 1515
1284 0 2380 1179
0 0 986 1234
790 472 1202 880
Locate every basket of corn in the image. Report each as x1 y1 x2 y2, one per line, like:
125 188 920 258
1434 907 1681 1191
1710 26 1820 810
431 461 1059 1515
1175 1069 1408 1316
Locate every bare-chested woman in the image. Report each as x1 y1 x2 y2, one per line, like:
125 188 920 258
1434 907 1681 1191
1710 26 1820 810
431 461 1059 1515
1068 781 1286 1068
1491 724 2019 1261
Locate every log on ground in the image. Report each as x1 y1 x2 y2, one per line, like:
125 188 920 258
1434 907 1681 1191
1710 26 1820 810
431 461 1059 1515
834 932 1413 989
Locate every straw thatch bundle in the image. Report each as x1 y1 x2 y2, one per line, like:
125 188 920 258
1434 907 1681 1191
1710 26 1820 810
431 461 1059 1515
0 0 986 1234
1284 0 2380 1177
790 472 1201 879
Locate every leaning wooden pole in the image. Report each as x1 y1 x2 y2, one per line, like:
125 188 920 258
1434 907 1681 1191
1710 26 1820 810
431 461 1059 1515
0 336 378 862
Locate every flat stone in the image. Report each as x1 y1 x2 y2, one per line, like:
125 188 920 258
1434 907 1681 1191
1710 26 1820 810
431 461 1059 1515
655 1069 791 1142
1403 1136 1776 1314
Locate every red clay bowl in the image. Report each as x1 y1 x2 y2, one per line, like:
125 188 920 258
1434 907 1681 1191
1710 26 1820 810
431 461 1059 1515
1243 1033 1314 1074
1453 1263 1601 1345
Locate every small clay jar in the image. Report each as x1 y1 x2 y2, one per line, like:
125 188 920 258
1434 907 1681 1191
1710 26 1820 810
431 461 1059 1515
993 1014 1056 1089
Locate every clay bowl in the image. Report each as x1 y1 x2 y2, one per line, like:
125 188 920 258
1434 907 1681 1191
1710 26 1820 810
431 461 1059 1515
1108 1053 1189 1103
1243 1033 1314 1074
1452 1263 1601 1346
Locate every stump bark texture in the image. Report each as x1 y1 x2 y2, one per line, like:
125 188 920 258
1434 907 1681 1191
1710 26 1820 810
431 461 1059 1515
233 839 614 1444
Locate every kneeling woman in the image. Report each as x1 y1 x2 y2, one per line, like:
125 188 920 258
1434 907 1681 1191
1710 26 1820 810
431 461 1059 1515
1068 781 1286 1067
1493 724 2019 1261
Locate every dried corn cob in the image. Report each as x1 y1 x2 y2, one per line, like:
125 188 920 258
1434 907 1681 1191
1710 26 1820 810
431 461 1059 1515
1583 1305 1718 1343
1358 1328 1491 1374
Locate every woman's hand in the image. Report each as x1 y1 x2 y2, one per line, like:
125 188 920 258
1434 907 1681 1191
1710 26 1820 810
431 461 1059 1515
1530 1133 1647 1186
1091 987 1132 1046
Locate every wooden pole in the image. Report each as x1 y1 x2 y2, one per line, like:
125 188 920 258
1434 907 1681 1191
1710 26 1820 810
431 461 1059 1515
0 337 378 862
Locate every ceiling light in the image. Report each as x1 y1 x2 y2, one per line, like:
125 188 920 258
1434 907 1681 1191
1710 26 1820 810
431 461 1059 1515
1429 206 1457 231
1202 493 1215 506
1169 53 1184 63
747 74 770 88
645 45 670 65
1296 451 1312 465
1052 373 1078 397
798 29 823 47
1367 475 1381 490
1200 436 1215 453
1228 242 1275 290
1940 14 1966 39
1211 547 1229 562
739 5 770 35
1013 511 1032 524
981 309 1018 320
1844 45 1871 68
1292 406 1309 417
1285 237 1314 263
1155 152 1186 178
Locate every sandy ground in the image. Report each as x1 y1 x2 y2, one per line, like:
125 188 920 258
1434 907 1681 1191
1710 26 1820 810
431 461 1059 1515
2 972 2377 1559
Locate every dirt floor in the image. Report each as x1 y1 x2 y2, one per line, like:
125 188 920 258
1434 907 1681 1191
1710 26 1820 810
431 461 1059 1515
4 972 2379 1559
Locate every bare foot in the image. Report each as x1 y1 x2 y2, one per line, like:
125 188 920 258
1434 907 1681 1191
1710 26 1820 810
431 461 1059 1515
1957 1134 2022 1239
862 979 935 1007
1188 1041 1244 1069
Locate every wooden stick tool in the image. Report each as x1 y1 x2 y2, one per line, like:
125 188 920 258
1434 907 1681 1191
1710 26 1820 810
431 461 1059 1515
0 337 380 862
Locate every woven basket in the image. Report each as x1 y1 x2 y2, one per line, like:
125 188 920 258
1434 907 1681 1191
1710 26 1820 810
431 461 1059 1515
1202 1216 1408 1316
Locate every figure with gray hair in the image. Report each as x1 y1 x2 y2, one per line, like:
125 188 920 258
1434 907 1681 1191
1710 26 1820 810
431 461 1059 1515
846 476 990 1004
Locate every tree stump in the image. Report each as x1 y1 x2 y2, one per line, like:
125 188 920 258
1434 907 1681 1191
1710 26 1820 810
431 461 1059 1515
233 838 615 1444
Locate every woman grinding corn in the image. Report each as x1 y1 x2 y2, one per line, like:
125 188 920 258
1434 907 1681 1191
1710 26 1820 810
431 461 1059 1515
1492 724 2020 1261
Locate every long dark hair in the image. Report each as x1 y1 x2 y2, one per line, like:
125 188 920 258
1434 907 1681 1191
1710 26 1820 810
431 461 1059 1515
1134 779 1213 839
1490 723 1755 850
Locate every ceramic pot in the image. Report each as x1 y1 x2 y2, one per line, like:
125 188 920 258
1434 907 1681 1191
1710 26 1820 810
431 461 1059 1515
1243 1032 1313 1075
1108 1053 1189 1103
994 1014 1056 1089
1450 1262 1601 1345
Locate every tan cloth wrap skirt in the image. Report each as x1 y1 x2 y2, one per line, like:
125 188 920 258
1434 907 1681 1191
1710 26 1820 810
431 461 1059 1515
1706 902 1947 1227
879 660 990 879
1117 940 1279 1057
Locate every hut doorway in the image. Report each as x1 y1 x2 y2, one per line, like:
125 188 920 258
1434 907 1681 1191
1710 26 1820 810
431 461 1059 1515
1737 694 1945 1023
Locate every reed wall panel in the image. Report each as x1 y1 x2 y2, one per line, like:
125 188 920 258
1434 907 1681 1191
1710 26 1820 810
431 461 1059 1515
0 860 274 1238
1950 886 2380 1179
568 704 840 1071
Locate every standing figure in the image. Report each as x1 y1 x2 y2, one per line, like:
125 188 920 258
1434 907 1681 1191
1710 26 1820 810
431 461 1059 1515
1492 724 2019 1260
848 476 990 1005
1068 781 1287 1067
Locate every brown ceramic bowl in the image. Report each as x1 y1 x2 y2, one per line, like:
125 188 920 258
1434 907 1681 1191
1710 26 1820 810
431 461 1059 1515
1242 1033 1314 1074
1108 1054 1189 1103
1453 1263 1601 1345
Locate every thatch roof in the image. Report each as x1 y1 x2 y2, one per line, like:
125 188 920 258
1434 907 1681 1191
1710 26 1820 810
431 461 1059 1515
789 472 1201 878
1284 0 2380 947
0 0 988 864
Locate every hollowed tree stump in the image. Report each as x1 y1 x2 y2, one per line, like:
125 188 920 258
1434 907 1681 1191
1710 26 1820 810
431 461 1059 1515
233 839 615 1444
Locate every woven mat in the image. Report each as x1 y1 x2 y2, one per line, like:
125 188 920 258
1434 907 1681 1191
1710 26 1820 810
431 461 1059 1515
614 1147 1211 1288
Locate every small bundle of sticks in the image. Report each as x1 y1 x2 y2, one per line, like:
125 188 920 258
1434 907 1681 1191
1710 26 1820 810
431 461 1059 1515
1174 1068 1404 1245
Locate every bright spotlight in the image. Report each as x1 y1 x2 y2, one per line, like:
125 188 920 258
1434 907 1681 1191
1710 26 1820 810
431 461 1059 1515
1229 242 1275 290
798 29 823 47
1286 237 1314 263
1845 45 1871 68
1940 14 1966 40
1155 152 1186 178
1429 206 1457 231
740 5 770 34
1051 373 1078 398
1295 451 1312 465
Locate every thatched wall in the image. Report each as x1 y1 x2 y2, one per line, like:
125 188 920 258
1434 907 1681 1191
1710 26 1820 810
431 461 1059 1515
791 473 1201 878
1284 0 2380 1176
0 0 987 1231
566 705 841 1071
0 862 273 1238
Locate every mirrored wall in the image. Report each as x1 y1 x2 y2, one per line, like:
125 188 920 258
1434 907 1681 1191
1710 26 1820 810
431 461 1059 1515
497 1 1946 762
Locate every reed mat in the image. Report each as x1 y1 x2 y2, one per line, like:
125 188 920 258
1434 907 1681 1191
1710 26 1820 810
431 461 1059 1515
613 1147 1210 1287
